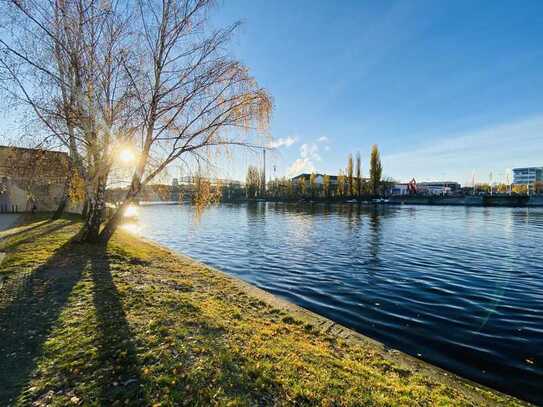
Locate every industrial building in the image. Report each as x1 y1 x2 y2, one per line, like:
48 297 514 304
418 181 461 195
389 180 461 196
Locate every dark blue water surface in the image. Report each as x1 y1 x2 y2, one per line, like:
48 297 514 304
127 203 543 404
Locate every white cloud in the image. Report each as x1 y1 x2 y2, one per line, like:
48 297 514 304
287 142 321 177
287 158 316 177
300 143 321 161
317 136 329 143
268 136 296 149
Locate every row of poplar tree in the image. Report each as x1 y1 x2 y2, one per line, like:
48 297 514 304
245 144 387 200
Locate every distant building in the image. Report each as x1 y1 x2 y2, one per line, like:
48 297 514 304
418 181 461 195
390 183 410 196
0 146 70 212
291 173 337 185
291 173 369 186
512 167 543 185
172 178 179 187
175 176 241 187
388 181 461 196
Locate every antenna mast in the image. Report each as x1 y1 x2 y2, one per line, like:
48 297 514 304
262 148 266 197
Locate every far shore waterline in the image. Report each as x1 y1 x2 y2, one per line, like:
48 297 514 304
132 194 543 208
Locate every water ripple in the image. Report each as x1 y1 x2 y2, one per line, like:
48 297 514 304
130 203 543 405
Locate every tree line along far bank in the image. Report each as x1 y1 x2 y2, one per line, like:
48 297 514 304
245 145 390 201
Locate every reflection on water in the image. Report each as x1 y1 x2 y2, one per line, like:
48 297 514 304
121 221 141 235
368 209 381 263
128 203 543 404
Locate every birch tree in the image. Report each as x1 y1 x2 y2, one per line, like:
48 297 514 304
0 0 272 243
0 0 137 241
97 0 272 242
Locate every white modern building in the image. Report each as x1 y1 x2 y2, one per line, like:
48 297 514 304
512 167 543 185
390 183 410 196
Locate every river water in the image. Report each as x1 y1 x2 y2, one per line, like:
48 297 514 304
126 203 543 404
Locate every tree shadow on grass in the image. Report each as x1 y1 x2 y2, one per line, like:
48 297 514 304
0 239 86 405
0 219 79 252
0 236 148 405
89 250 148 405
0 217 51 240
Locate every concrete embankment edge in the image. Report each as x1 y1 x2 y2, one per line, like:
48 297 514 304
134 233 530 406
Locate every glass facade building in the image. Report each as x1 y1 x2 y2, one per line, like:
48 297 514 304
512 167 543 185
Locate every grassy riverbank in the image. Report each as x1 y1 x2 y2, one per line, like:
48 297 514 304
0 215 527 406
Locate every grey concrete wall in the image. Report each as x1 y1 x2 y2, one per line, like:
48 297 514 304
0 177 81 213
0 146 83 214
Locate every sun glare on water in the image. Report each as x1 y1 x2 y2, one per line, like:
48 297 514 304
121 221 140 234
124 205 138 218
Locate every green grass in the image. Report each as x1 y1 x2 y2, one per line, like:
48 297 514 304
0 216 527 406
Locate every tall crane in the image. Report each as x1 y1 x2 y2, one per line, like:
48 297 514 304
407 178 417 194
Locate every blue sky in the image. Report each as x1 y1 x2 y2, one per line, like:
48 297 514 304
210 0 543 184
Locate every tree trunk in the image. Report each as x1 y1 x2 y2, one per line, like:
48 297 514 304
98 158 145 243
98 199 131 243
77 177 106 243
81 199 90 219
78 203 101 242
51 196 68 220
51 175 71 220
